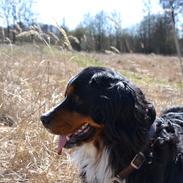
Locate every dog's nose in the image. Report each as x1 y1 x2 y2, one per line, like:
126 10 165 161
40 114 52 125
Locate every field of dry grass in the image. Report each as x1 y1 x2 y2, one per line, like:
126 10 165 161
0 44 182 183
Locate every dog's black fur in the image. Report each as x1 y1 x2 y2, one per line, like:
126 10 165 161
41 67 183 183
128 105 183 183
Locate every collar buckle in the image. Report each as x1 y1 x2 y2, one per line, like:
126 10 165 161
130 152 145 169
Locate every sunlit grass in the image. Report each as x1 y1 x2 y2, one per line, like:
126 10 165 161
0 44 182 182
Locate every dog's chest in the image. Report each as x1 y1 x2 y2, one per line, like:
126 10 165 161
72 143 113 183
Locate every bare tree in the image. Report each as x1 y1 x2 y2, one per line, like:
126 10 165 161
108 11 123 51
160 0 183 74
0 0 36 42
79 13 96 51
0 0 12 38
93 11 108 51
142 0 153 53
160 0 183 25
79 12 110 51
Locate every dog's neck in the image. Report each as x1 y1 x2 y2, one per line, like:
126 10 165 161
71 124 156 183
71 142 117 183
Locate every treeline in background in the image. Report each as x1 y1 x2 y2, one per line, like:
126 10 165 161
0 0 183 55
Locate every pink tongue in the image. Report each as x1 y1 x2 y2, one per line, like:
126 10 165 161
57 135 67 155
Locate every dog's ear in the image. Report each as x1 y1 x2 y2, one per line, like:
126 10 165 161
90 79 134 126
133 86 156 128
90 95 112 125
91 78 156 128
89 71 156 129
89 71 156 154
89 71 120 124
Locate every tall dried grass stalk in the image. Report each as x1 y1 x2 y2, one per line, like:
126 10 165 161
55 22 72 50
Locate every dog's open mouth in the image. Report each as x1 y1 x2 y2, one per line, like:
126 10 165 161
57 123 96 155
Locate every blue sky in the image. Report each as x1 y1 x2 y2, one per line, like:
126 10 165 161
33 0 163 29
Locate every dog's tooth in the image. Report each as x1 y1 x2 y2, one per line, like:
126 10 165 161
74 124 90 136
83 123 88 128
53 136 58 143
83 128 89 133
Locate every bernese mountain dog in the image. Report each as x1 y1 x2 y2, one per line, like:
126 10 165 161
41 67 183 183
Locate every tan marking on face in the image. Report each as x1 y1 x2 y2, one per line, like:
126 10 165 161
46 82 103 138
47 109 102 135
65 84 82 104
65 85 75 96
93 132 104 153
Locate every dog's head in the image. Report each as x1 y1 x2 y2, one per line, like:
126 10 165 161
41 67 156 154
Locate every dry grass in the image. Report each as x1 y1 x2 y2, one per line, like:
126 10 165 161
0 44 80 183
0 44 182 182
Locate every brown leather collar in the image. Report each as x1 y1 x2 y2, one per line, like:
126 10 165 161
113 152 145 182
113 123 156 183
113 124 156 182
